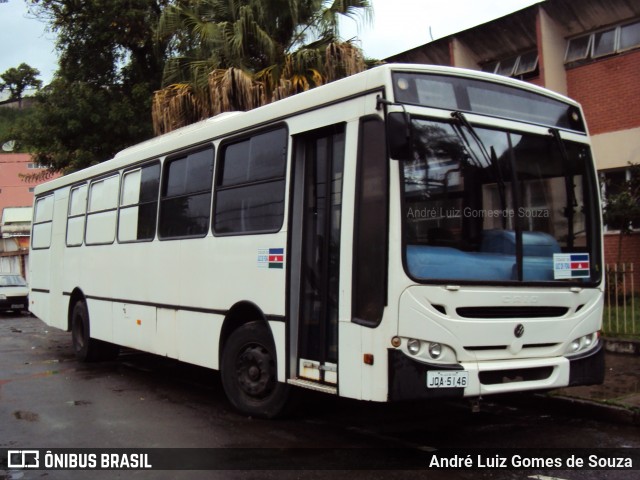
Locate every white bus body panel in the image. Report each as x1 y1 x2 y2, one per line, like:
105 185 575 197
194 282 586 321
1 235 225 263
28 63 603 406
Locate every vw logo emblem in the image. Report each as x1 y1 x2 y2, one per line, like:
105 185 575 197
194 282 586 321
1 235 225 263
514 324 525 338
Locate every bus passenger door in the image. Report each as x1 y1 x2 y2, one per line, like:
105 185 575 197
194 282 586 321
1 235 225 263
289 125 345 388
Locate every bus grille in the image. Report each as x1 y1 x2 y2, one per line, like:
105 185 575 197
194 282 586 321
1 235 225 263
465 343 559 352
456 306 569 319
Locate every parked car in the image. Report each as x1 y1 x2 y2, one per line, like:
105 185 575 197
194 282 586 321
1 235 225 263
0 273 29 313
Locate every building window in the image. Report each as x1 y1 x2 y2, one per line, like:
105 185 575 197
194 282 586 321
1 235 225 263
620 21 640 51
565 20 640 64
159 146 214 239
514 50 539 76
481 50 539 79
601 167 640 231
565 35 591 62
214 127 287 235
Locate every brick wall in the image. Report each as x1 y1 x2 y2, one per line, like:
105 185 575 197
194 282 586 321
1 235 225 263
603 232 640 293
526 76 543 87
566 50 640 135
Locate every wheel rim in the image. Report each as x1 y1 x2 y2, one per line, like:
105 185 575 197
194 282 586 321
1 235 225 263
235 343 275 399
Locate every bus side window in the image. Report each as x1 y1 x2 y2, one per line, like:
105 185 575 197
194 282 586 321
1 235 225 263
32 194 55 249
119 162 160 242
67 185 87 247
86 175 120 245
214 127 287 235
159 146 214 239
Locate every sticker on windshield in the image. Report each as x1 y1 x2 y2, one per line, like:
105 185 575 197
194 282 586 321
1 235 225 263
553 253 590 279
258 248 284 269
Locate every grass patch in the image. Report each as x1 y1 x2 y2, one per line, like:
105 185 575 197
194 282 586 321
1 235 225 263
603 296 640 339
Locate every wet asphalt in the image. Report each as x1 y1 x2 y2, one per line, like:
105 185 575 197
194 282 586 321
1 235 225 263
1 314 639 480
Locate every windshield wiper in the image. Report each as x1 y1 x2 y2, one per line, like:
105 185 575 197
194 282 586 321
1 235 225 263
451 112 491 160
451 111 508 227
549 128 576 248
452 111 525 280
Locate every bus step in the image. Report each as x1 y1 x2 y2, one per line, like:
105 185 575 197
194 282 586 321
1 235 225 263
288 378 338 395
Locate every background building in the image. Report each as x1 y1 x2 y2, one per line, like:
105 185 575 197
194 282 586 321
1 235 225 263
0 153 48 214
388 0 640 289
0 153 59 278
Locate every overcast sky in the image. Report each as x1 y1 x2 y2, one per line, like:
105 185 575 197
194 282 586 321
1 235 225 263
0 0 542 96
340 0 542 59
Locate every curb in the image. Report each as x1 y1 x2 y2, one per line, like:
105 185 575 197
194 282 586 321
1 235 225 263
499 392 640 426
541 393 640 426
604 338 640 355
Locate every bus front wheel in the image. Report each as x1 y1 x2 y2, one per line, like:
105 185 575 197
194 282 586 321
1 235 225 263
71 301 119 362
221 321 290 418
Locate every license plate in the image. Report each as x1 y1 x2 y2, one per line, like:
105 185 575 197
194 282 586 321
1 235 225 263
11 304 24 310
427 370 469 389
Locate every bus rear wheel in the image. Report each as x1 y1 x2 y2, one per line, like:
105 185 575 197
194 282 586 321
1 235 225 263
221 321 290 418
71 301 119 362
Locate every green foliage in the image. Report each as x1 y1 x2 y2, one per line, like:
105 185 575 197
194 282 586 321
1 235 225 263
12 78 154 172
603 296 640 339
12 0 374 168
602 163 640 268
153 0 372 133
14 0 170 172
0 63 42 107
0 108 30 148
28 0 169 86
602 163 640 235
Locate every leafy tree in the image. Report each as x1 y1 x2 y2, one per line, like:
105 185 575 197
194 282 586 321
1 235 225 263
0 63 42 108
152 0 372 134
26 0 169 86
0 108 31 150
12 0 170 173
15 78 155 173
602 163 640 266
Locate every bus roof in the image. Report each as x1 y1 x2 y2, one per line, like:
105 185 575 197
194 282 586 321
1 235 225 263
34 63 580 196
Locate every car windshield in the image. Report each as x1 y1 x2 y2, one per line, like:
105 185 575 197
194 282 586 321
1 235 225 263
402 117 601 285
0 275 27 287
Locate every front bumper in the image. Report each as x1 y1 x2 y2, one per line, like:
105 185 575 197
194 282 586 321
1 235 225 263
388 339 605 401
0 295 29 311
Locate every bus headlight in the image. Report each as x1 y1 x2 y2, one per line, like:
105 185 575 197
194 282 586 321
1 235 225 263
428 342 442 359
566 333 597 355
401 338 457 364
407 339 421 355
569 339 581 352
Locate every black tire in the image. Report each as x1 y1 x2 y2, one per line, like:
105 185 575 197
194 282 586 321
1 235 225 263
71 301 119 362
221 321 290 418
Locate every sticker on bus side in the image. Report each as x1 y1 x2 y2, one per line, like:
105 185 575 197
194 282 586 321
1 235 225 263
258 248 285 269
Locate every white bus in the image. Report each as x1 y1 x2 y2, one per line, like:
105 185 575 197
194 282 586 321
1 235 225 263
29 64 605 418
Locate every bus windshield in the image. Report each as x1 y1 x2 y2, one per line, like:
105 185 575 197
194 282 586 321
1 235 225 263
402 117 601 284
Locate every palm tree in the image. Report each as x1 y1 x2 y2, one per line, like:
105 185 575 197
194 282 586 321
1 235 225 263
152 0 372 134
